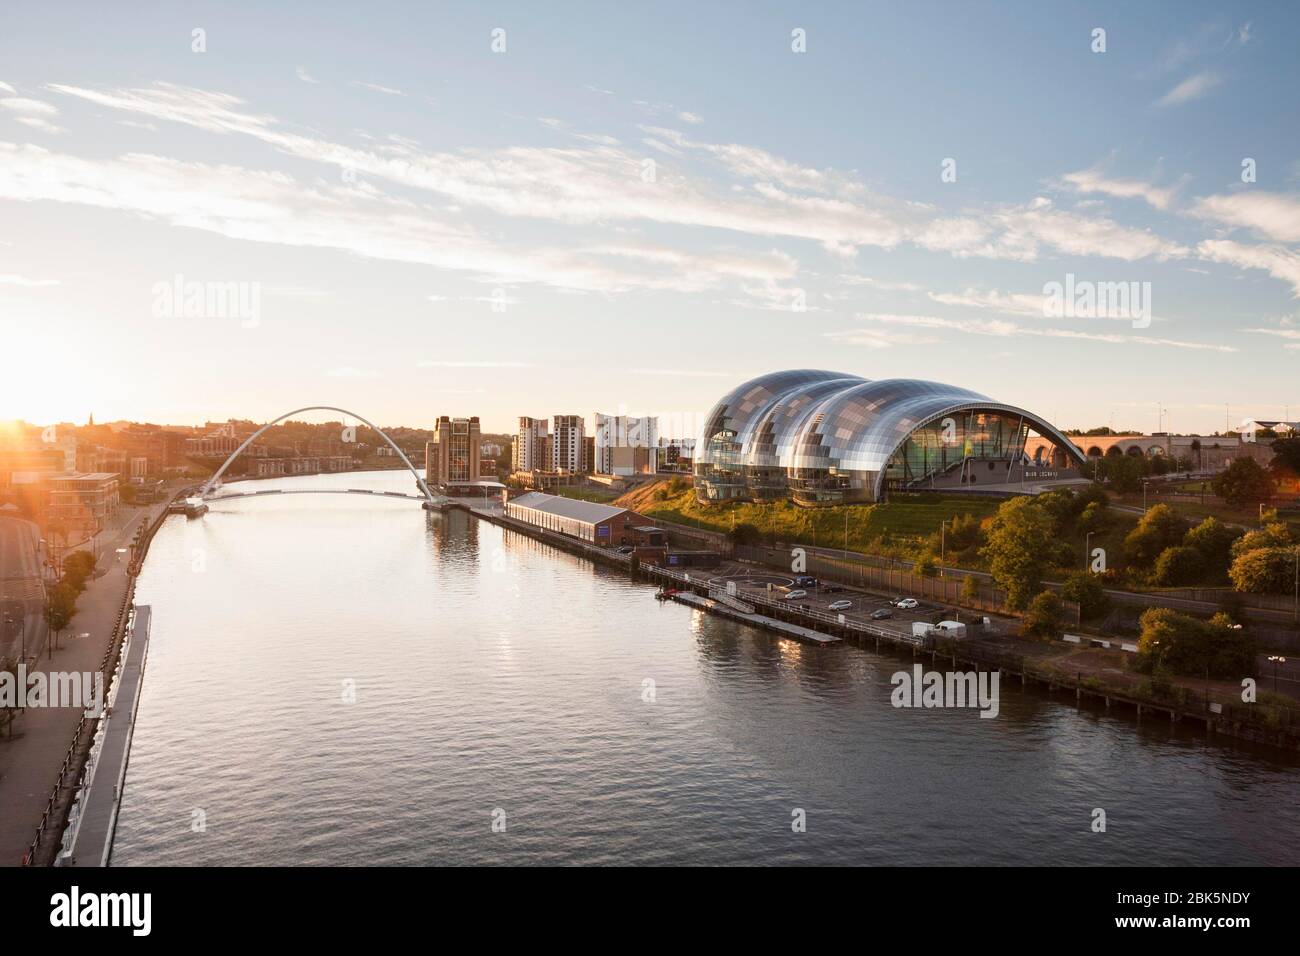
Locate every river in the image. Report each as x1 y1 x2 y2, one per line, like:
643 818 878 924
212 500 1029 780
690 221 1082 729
110 470 1300 865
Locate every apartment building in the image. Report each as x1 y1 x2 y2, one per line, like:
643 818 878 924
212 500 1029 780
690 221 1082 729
551 415 586 473
426 416 481 486
513 416 549 472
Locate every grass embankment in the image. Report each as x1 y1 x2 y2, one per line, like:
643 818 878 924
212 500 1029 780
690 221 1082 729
623 481 1003 560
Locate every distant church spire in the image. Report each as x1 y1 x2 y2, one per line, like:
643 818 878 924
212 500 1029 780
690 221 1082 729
88 412 94 427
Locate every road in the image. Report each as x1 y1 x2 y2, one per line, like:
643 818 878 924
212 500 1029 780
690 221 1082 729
0 514 45 663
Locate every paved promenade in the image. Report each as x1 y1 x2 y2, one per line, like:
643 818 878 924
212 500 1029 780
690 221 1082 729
0 500 168 866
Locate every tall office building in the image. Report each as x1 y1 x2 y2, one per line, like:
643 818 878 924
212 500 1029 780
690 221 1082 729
550 415 586 473
593 413 660 474
426 416 481 486
513 416 549 472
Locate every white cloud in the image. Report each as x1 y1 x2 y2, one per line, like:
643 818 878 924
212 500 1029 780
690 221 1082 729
0 82 15 94
1197 239 1300 297
1190 191 1300 243
1058 164 1181 211
296 66 318 84
15 116 65 134
1156 71 1222 107
835 312 1234 352
1 96 59 116
677 111 704 125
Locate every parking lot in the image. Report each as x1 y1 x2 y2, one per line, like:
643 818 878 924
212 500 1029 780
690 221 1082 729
704 561 983 640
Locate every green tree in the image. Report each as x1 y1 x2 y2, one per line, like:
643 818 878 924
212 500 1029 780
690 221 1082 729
960 574 981 604
728 521 762 546
913 552 938 577
1212 457 1275 507
1021 590 1065 640
1182 516 1241 580
1229 546 1299 594
1123 503 1187 568
43 581 78 653
980 496 1054 610
61 550 96 593
1270 437 1300 480
1230 522 1293 561
1152 545 1204 587
1061 570 1109 619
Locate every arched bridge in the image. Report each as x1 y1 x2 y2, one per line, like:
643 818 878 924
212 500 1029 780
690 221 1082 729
199 406 445 507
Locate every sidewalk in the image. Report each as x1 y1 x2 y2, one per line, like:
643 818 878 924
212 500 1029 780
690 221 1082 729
0 500 167 866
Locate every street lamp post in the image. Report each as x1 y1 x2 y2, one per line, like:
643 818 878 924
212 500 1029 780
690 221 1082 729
1267 655 1287 694
1085 531 1095 572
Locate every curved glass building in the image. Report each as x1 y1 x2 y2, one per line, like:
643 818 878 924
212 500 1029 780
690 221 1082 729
695 371 1086 505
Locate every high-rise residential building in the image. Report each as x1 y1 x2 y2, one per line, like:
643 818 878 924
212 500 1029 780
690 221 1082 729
513 417 549 472
593 413 660 474
551 415 586 473
426 416 481 486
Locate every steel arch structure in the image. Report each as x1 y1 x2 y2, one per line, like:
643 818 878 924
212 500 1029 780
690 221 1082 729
199 406 438 505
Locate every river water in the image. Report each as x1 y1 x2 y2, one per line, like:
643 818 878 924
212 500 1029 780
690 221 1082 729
111 470 1300 865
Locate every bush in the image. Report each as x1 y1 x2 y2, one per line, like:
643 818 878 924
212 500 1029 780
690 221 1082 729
960 574 981 603
1123 504 1187 568
1061 570 1109 619
1134 607 1257 679
1152 545 1204 587
1021 590 1065 640
1183 516 1241 580
913 553 938 577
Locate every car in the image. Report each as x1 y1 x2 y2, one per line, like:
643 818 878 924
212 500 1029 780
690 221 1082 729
821 584 844 593
894 598 919 610
616 546 635 554
793 575 819 587
828 599 853 611
870 608 893 620
784 589 808 600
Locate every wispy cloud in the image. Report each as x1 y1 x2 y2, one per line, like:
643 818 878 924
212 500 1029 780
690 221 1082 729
0 273 61 287
351 81 404 97
296 66 318 84
1156 71 1222 107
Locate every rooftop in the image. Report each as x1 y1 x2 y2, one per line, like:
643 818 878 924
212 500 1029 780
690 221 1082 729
509 491 633 525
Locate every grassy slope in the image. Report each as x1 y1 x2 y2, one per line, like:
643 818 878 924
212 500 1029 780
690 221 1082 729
625 480 1004 560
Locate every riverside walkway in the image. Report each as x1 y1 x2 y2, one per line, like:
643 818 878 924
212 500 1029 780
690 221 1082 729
58 605 151 867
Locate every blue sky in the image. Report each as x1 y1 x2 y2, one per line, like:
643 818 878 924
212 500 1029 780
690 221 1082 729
1 1 1298 436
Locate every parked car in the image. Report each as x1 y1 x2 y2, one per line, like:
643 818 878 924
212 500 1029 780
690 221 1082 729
784 589 808 600
793 575 819 587
821 584 844 593
870 608 893 620
894 598 919 610
828 599 853 611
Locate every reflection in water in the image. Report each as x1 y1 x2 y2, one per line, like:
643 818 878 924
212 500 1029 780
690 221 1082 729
111 471 1300 866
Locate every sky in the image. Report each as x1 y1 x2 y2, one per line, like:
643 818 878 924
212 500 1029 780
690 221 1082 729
1 0 1299 437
